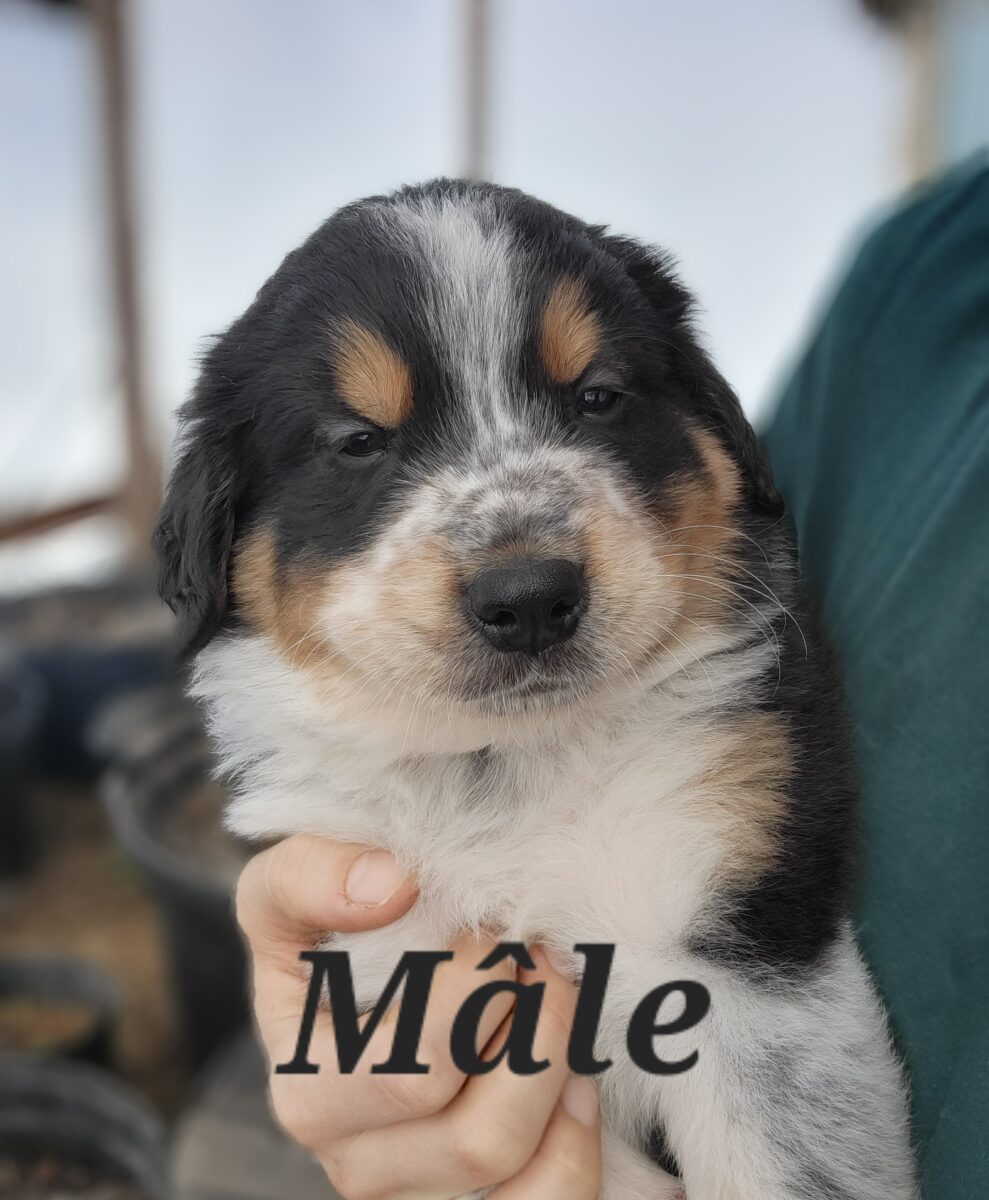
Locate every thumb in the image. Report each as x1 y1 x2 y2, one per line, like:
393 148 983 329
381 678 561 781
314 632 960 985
236 834 418 963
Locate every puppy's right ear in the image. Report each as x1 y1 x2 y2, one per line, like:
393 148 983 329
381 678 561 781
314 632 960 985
153 411 242 658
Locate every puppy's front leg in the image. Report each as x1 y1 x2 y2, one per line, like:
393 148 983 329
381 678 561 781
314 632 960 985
642 933 917 1199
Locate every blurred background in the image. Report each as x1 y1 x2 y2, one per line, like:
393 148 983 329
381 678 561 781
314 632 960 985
0 1 986 1198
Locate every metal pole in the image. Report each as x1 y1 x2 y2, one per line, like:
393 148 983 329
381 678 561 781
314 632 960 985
464 0 490 181
90 0 161 567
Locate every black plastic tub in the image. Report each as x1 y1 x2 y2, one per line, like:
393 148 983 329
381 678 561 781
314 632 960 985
0 580 179 780
102 744 249 1073
87 684 204 775
0 956 119 1067
0 1057 170 1199
0 657 46 878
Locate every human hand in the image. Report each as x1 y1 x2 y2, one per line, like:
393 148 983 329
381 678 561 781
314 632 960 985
236 835 602 1198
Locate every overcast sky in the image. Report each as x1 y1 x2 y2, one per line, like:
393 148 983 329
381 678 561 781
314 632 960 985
0 0 908 586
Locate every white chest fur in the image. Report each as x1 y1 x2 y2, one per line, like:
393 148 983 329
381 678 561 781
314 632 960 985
200 631 769 1001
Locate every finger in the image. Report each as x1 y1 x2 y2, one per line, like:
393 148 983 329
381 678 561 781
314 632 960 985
236 836 417 1119
237 836 418 1073
236 835 418 963
268 931 517 1150
330 947 577 1197
490 1076 601 1199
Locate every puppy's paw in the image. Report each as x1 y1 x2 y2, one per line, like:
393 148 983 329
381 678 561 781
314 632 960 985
601 1127 683 1199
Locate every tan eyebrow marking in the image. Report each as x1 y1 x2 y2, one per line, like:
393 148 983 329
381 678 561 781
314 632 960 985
538 276 602 384
331 319 413 428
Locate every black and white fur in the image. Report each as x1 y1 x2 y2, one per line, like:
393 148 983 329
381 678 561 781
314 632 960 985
156 180 916 1198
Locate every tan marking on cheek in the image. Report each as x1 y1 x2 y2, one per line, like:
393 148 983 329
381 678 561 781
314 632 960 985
234 525 461 701
332 319 413 428
582 502 663 629
661 428 744 624
231 528 280 635
539 277 601 384
232 527 335 667
370 539 461 654
705 710 793 886
579 428 747 670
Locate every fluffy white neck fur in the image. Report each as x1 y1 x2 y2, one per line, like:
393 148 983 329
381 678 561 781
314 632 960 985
195 628 771 948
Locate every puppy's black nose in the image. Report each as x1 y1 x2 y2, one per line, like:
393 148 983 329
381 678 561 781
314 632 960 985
466 558 586 654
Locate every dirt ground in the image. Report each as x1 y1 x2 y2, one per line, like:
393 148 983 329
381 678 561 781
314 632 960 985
0 783 184 1114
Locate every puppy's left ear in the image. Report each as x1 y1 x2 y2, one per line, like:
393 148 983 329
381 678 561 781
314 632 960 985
153 415 243 657
593 230 784 517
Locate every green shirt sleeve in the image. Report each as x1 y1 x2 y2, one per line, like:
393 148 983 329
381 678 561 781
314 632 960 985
762 155 989 1200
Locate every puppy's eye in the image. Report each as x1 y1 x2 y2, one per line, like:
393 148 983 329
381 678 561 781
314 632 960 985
577 387 622 416
339 428 390 458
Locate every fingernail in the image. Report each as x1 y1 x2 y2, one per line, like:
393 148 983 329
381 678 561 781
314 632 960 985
561 1075 599 1127
345 851 406 907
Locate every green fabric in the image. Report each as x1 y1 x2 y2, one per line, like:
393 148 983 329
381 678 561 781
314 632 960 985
763 156 989 1199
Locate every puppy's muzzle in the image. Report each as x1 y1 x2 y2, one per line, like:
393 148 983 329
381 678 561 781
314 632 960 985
465 557 586 654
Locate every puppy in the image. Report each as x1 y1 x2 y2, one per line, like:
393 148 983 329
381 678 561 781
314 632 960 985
156 180 917 1198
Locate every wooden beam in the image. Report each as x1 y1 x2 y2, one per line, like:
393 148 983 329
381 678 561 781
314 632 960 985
0 492 120 545
903 3 939 182
89 0 161 566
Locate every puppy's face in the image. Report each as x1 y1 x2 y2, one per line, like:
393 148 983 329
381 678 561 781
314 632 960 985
157 182 780 730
